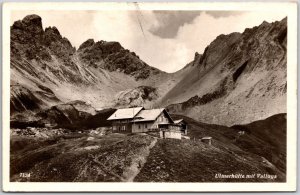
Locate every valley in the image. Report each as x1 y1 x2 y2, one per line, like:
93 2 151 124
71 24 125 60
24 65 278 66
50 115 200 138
10 14 287 126
9 14 287 183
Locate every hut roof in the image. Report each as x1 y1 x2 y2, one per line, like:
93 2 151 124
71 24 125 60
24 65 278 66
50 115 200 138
107 107 144 120
201 136 212 140
174 119 184 124
132 108 173 123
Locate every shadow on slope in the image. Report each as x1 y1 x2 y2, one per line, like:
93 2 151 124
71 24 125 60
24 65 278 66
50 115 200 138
231 113 286 173
11 101 116 130
135 138 284 182
171 113 286 174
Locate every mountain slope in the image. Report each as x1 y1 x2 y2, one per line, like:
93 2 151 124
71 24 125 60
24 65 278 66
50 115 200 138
77 39 162 80
11 15 287 127
165 18 287 126
10 14 175 115
231 113 286 173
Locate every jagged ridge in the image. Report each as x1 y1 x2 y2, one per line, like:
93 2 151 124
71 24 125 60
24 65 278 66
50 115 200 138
10 14 166 114
165 17 287 125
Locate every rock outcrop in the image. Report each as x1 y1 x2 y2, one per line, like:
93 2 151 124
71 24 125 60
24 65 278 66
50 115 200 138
35 101 98 128
11 15 75 62
77 39 162 80
10 84 60 113
115 86 158 107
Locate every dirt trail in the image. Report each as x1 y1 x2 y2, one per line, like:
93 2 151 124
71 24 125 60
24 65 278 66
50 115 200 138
123 137 157 182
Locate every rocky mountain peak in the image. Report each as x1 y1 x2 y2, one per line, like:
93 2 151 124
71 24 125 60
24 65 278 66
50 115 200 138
194 17 287 73
15 14 43 33
11 14 75 61
77 38 162 79
11 14 44 43
192 52 202 66
22 14 42 24
261 20 270 26
45 26 60 36
10 14 169 116
44 26 63 45
164 17 287 126
78 39 123 53
43 26 75 57
78 39 95 51
98 41 123 54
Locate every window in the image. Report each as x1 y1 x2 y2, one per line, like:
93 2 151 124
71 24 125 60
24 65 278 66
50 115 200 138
122 126 126 131
138 125 141 129
145 124 147 128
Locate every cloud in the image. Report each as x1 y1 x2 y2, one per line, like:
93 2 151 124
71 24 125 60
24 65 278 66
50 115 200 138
148 11 243 39
11 10 287 73
149 11 201 39
205 11 243 18
175 11 287 62
91 11 187 72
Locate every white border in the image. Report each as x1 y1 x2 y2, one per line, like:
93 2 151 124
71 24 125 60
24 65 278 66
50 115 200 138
2 2 297 192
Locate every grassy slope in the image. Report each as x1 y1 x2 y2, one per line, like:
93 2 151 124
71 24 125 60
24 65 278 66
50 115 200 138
10 114 286 182
135 139 283 182
10 133 156 182
231 113 286 173
171 113 286 173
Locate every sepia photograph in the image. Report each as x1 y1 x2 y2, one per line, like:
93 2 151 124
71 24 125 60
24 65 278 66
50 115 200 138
2 1 297 192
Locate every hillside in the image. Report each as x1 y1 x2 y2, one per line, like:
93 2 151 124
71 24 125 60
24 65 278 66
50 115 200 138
164 18 287 126
231 113 286 173
171 113 286 174
10 15 287 127
10 14 184 115
11 101 116 130
10 113 285 182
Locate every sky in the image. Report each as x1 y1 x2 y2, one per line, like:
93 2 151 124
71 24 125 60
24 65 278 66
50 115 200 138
11 10 287 73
